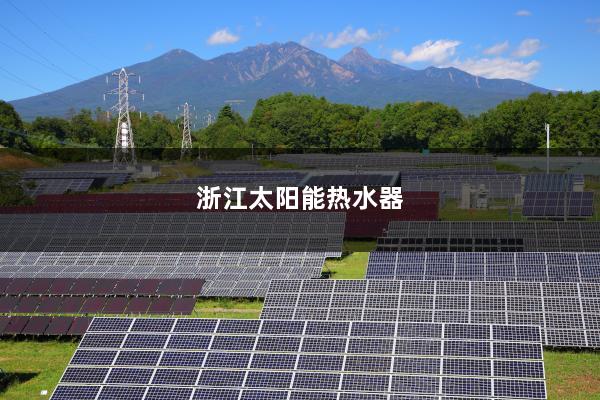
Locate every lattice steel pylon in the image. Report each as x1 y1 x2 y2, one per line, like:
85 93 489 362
105 68 143 168
179 102 193 159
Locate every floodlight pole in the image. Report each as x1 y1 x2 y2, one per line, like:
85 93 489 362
545 123 550 174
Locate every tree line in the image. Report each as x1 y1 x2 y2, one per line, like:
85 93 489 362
1 90 599 155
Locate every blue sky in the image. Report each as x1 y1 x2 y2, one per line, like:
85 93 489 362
1 0 599 100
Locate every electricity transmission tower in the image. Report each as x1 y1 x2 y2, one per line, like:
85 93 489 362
204 111 215 127
105 68 143 168
179 102 195 159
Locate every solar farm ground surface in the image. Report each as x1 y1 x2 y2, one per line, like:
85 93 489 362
1 244 600 399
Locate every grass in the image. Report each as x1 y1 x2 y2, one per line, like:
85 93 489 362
258 159 299 169
190 297 263 319
440 199 524 221
323 252 369 279
544 349 600 399
0 339 78 400
0 149 56 171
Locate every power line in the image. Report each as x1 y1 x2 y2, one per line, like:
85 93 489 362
0 65 74 109
37 0 113 62
0 22 83 82
5 0 103 73
0 38 81 82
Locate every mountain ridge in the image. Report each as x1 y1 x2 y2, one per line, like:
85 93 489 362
10 41 553 119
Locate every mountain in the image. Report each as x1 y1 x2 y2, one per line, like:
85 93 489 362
10 42 553 119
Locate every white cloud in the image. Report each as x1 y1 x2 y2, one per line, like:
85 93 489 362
254 17 263 28
513 38 542 58
450 57 541 81
483 41 509 56
321 26 381 49
516 9 532 17
300 32 318 47
206 28 240 45
391 39 461 64
586 17 600 33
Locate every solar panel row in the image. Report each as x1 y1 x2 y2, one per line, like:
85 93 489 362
51 317 545 400
0 278 203 296
381 221 600 252
0 295 196 315
523 174 583 192
274 153 494 169
261 279 600 348
366 252 600 282
0 315 91 336
0 252 326 298
23 179 95 196
302 174 399 187
0 212 345 255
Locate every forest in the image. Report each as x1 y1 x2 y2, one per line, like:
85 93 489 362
1 90 599 155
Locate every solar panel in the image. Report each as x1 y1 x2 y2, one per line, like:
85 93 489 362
51 317 545 400
45 316 74 335
262 279 600 348
524 173 582 192
22 178 95 196
523 191 594 218
21 315 52 335
366 251 600 282
382 221 600 252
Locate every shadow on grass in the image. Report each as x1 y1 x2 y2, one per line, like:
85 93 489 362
0 371 38 394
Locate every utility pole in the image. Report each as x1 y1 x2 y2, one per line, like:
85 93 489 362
105 67 143 168
179 102 194 159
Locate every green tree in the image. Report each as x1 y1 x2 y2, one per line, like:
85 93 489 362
0 100 28 149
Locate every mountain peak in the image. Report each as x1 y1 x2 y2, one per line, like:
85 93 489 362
339 47 411 78
153 48 203 63
339 47 375 63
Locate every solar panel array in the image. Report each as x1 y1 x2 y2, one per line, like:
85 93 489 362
1 295 196 316
129 184 203 194
51 317 546 400
524 174 583 192
23 179 95 196
0 251 327 298
366 252 600 282
0 213 344 297
302 174 398 187
380 221 600 252
0 212 345 255
171 171 306 185
274 153 494 169
22 170 132 187
401 174 521 199
522 192 594 218
262 279 600 348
